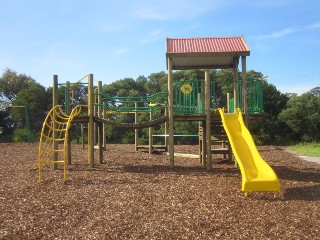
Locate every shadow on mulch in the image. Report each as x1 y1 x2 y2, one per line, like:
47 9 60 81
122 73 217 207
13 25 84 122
258 147 286 152
274 166 320 183
123 164 239 175
283 184 320 201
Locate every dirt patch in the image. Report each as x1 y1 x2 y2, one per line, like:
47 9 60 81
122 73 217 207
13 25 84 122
1 143 319 239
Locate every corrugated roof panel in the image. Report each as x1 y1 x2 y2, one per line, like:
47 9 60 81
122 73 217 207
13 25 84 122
167 36 249 53
166 36 250 70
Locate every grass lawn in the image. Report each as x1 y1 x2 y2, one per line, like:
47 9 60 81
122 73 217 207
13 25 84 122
288 142 320 157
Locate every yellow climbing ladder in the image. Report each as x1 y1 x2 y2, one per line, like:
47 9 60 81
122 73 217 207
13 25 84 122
38 105 83 182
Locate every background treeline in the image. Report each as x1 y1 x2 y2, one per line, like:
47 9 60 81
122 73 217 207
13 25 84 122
0 68 319 145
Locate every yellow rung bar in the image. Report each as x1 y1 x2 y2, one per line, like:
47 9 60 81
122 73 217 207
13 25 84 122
41 134 65 141
44 122 67 132
40 160 65 164
41 147 65 152
50 116 69 125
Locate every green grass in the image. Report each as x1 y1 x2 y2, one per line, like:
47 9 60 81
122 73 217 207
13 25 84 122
288 142 320 157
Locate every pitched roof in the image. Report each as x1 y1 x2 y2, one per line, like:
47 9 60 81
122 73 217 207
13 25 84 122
166 36 250 70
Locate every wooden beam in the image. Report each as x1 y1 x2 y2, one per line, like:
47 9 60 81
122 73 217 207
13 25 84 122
53 75 58 170
88 74 95 168
172 64 234 70
233 57 239 111
166 51 250 58
98 81 103 164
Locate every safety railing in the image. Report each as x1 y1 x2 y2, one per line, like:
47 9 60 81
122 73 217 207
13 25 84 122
100 92 168 113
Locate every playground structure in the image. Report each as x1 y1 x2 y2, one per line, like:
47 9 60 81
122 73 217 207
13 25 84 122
38 36 280 195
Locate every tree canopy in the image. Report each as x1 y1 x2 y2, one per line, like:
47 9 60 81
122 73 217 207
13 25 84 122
279 93 320 142
0 68 37 104
0 68 319 144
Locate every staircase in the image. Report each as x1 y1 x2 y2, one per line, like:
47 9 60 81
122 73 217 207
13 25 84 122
211 114 233 162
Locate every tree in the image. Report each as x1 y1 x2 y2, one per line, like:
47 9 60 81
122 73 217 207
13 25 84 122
310 87 320 97
11 83 50 132
0 68 37 104
278 93 320 142
0 108 13 140
145 71 167 95
249 81 289 144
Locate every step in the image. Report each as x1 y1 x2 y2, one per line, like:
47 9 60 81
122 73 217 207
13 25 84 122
211 148 230 154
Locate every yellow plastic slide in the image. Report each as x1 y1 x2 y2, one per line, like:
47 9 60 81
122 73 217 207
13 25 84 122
218 108 280 194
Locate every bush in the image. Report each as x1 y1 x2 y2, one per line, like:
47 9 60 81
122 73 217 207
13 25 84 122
12 128 33 142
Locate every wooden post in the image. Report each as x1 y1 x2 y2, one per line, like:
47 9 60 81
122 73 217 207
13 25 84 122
202 120 207 167
81 124 84 148
53 75 58 170
165 107 169 151
242 56 248 125
98 122 103 164
233 57 239 112
205 70 212 170
168 58 174 168
149 111 153 154
98 81 103 164
102 111 106 150
198 93 202 163
135 102 138 151
198 126 202 164
88 74 95 167
65 81 71 165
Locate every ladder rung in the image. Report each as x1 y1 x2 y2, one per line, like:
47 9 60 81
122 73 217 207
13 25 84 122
39 160 65 164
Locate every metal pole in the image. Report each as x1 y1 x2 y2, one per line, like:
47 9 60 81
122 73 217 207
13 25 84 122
24 105 32 143
149 111 153 154
135 102 138 151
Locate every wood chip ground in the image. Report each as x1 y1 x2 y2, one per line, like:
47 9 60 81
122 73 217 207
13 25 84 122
0 143 319 239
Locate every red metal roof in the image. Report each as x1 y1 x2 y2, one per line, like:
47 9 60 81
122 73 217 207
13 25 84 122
166 36 250 53
166 36 250 70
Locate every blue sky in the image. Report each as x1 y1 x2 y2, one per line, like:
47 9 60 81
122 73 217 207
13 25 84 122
1 0 319 94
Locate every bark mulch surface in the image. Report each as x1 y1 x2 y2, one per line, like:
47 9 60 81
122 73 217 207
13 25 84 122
1 143 319 239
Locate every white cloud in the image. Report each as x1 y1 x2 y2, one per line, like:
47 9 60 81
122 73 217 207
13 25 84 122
140 29 164 44
278 82 318 95
113 48 129 56
253 27 297 40
309 21 320 29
